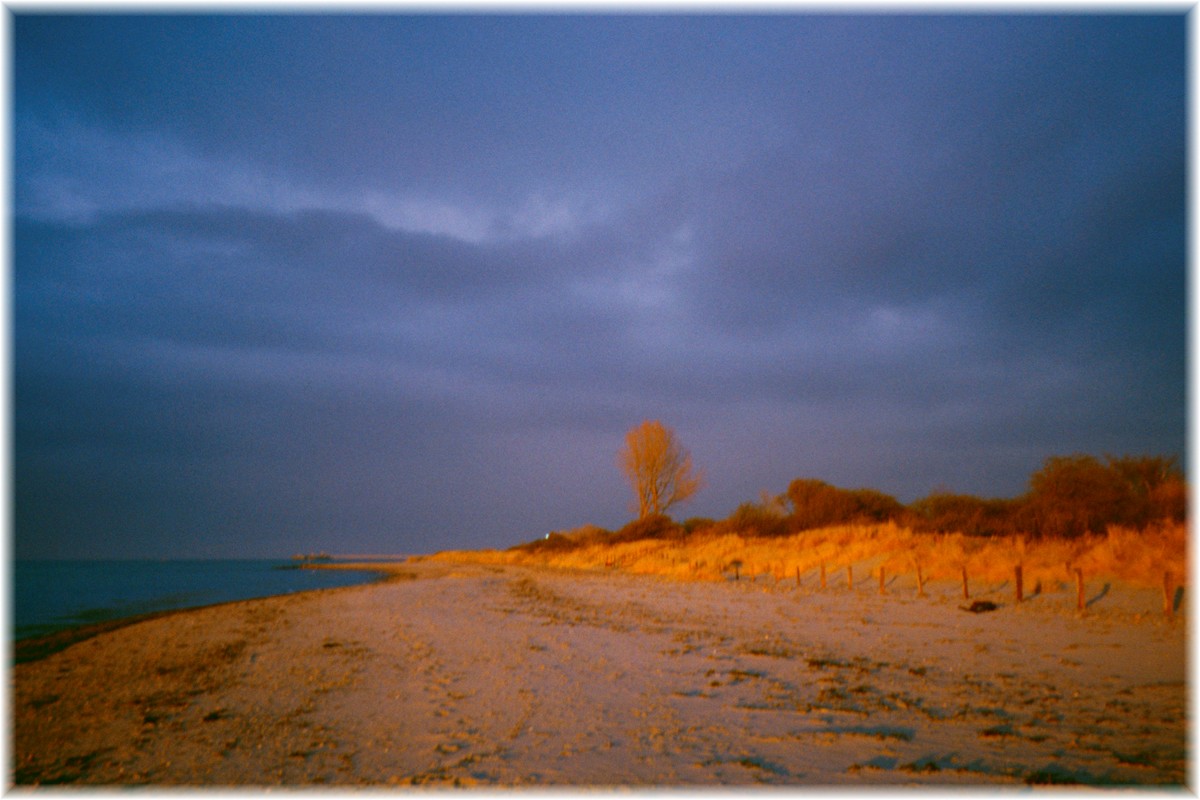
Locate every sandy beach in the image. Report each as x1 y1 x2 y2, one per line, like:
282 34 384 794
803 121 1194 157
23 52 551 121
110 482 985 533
11 559 1188 786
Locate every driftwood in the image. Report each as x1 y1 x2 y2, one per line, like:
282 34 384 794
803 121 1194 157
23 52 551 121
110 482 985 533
960 600 999 613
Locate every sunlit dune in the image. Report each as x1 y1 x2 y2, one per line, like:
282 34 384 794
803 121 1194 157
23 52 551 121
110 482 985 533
433 520 1186 595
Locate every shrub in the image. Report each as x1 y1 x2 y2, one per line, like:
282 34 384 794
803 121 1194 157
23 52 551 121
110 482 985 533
511 531 580 554
509 524 611 553
847 488 905 523
786 478 858 530
567 524 614 546
610 514 683 543
1021 454 1186 538
909 493 1017 537
1107 455 1186 525
724 501 790 537
1149 475 1187 523
786 478 904 530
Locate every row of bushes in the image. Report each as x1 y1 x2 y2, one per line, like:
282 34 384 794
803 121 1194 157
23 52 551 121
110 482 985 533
912 454 1185 538
515 453 1186 553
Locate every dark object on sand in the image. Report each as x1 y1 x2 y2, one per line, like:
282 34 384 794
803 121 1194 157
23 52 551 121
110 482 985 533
961 600 999 613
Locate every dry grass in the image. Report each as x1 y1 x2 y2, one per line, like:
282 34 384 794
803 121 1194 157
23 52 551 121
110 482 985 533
431 520 1187 590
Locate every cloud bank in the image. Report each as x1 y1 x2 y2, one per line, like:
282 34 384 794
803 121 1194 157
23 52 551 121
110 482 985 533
13 14 1186 557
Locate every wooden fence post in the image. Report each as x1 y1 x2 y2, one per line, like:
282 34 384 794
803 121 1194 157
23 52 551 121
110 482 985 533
961 565 970 600
878 566 886 595
1015 565 1024 603
1075 568 1085 612
847 565 854 591
1163 571 1174 618
796 566 801 587
916 563 926 598
820 562 827 590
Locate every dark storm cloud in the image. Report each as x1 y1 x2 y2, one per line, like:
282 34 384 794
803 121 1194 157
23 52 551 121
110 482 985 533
656 14 1186 447
14 14 787 204
12 198 694 556
16 206 584 356
686 16 1184 323
12 13 1186 557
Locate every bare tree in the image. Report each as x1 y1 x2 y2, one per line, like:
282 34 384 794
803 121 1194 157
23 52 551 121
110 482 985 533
618 420 704 519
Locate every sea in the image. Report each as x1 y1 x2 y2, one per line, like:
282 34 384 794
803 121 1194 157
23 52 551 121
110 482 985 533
12 559 392 641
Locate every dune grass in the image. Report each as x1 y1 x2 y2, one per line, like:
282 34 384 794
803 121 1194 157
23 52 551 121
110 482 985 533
432 520 1186 591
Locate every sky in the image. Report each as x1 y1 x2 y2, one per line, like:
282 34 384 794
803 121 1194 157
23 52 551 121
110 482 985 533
12 11 1188 559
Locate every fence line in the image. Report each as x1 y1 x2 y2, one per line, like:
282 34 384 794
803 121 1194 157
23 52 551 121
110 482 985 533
591 546 1183 620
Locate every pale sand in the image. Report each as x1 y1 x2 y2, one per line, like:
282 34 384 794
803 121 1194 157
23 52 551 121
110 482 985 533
11 560 1188 786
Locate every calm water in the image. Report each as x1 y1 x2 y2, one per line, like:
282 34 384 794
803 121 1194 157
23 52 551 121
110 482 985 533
12 560 390 640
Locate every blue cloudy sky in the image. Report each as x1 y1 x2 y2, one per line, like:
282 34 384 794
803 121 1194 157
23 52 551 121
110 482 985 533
13 12 1187 559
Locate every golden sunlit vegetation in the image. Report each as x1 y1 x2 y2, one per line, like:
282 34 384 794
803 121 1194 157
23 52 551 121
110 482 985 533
438 519 1184 590
434 453 1186 590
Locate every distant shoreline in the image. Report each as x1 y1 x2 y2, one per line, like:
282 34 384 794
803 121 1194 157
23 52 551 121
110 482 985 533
329 554 415 562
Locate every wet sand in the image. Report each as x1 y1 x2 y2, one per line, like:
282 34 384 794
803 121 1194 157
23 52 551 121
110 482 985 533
11 560 1188 786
